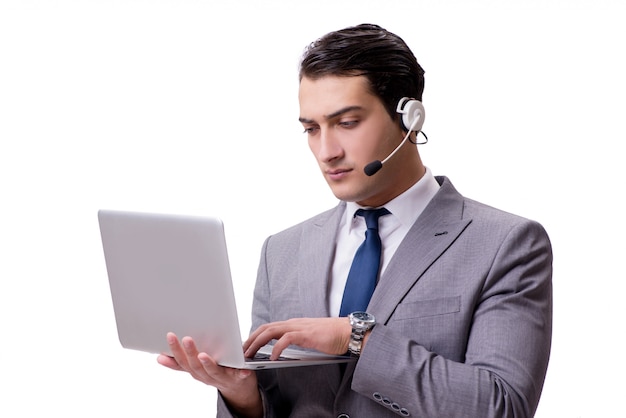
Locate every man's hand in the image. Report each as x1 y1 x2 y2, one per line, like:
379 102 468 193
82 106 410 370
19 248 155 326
157 332 262 418
243 317 352 360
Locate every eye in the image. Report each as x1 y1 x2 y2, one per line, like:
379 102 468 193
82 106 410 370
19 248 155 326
338 120 359 129
302 125 319 135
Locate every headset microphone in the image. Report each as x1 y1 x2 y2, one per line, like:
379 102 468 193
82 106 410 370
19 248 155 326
364 160 384 176
364 97 426 176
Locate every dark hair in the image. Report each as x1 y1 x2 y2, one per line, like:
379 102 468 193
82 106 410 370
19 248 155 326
299 23 425 120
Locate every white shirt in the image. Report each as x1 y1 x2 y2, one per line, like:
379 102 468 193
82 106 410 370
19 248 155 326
328 167 441 317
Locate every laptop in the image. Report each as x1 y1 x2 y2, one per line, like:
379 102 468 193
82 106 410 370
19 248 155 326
97 209 352 369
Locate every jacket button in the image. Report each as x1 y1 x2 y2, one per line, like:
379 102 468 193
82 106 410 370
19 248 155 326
400 408 410 416
337 414 350 418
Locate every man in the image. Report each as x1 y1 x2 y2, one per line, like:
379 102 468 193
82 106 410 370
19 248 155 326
158 23 553 417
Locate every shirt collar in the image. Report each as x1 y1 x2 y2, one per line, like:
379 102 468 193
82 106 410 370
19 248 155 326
345 167 440 230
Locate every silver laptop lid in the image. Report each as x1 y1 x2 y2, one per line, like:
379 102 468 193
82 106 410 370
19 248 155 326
98 209 245 366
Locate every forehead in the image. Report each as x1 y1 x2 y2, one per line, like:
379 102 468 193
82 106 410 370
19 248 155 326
298 75 380 119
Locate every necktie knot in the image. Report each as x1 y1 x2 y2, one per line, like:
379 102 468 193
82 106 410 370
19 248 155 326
355 207 390 231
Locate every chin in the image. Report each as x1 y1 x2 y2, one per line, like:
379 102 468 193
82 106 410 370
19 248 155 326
329 187 366 204
325 176 375 204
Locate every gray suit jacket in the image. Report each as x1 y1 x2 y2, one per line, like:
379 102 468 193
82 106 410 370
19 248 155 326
217 176 552 418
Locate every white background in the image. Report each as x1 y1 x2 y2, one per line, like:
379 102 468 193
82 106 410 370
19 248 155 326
1 1 624 416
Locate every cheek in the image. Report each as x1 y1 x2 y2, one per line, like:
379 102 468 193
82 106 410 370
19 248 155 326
345 144 368 165
349 134 382 163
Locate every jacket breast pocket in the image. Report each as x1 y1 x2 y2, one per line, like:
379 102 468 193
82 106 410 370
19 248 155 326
391 296 461 320
388 296 464 360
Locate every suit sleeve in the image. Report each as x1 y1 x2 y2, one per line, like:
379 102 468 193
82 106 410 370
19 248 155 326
351 219 553 418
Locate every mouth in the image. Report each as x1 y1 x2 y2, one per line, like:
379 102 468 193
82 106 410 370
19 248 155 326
325 168 352 181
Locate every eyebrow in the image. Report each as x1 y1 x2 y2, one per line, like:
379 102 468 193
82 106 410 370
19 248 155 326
299 105 364 124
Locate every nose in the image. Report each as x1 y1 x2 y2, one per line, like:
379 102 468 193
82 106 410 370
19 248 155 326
315 128 344 164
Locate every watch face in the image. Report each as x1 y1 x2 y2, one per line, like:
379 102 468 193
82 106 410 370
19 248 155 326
352 311 375 324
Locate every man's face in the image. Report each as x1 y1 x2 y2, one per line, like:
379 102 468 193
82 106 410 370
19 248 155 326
298 75 412 207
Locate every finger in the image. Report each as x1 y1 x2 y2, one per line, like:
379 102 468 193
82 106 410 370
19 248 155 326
197 352 217 367
157 354 183 371
244 324 290 359
181 335 199 356
197 352 235 378
166 332 193 370
243 335 265 359
270 332 300 360
243 322 275 351
180 336 209 377
197 352 256 389
196 352 228 384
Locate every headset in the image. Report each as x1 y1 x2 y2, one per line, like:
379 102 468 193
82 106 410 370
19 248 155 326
396 97 425 133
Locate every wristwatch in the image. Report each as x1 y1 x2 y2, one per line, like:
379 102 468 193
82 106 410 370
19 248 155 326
348 312 376 357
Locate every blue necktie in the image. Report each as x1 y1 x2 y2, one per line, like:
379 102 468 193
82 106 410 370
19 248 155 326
339 208 390 317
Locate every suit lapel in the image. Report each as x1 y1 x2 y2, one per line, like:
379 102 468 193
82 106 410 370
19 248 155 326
297 203 346 318
368 177 472 324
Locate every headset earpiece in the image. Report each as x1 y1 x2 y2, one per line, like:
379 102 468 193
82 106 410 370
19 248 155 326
396 97 425 132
